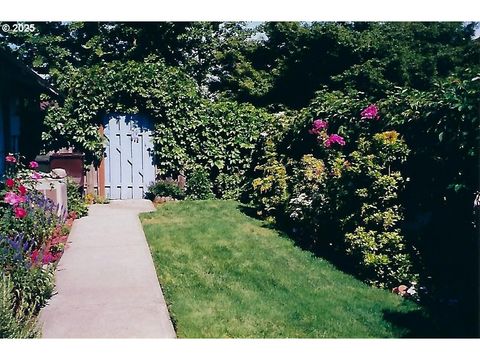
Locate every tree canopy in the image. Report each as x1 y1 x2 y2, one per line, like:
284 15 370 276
1 22 477 108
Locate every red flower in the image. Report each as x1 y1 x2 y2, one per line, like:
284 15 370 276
14 207 27 219
29 161 39 169
5 178 14 188
18 185 27 196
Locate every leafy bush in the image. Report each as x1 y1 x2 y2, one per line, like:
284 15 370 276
214 173 242 200
251 67 479 295
0 273 39 339
251 159 289 221
145 180 185 201
185 167 214 200
250 128 291 220
66 178 88 218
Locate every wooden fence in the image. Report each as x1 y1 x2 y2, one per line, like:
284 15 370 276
83 164 101 196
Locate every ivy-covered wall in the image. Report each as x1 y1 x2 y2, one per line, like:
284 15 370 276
43 57 274 198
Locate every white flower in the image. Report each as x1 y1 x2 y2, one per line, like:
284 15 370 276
406 287 417 296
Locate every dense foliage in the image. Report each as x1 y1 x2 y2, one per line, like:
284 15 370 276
42 57 273 198
2 22 476 109
0 273 38 338
0 22 254 95
228 22 479 108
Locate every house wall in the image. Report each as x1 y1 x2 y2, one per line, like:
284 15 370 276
9 97 21 154
0 94 24 178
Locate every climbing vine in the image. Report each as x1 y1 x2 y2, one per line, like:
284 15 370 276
43 56 273 198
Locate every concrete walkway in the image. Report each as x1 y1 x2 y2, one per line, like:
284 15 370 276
39 200 176 338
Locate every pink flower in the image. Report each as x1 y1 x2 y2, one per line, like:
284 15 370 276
31 171 42 180
42 251 56 265
324 134 346 148
4 192 24 206
29 161 39 169
30 250 39 264
14 207 27 219
308 119 329 135
5 154 16 163
5 178 14 188
360 104 379 120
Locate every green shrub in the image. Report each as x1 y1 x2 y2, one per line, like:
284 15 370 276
66 178 88 218
0 273 39 339
251 159 289 221
8 265 55 313
145 180 185 200
185 167 214 200
345 227 415 288
250 132 291 221
214 173 243 200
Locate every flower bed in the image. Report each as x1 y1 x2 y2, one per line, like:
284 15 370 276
0 154 75 338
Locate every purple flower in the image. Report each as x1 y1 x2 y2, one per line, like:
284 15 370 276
324 134 346 148
360 104 379 120
308 119 328 135
29 161 39 169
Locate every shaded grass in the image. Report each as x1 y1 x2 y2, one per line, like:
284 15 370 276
141 200 422 338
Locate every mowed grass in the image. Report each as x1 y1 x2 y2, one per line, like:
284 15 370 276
141 200 420 338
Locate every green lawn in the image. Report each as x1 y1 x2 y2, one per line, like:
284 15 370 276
141 200 421 338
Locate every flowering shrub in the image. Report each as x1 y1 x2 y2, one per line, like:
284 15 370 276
250 104 417 288
340 134 415 287
0 154 71 338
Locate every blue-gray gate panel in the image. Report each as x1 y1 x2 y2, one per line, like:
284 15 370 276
103 114 155 200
